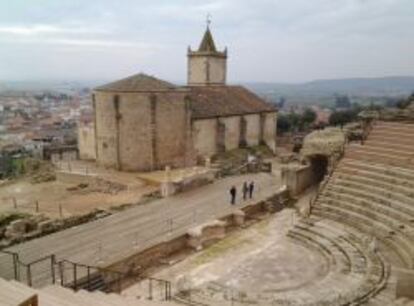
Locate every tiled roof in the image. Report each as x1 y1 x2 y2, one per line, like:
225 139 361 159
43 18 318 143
189 86 277 119
95 73 177 92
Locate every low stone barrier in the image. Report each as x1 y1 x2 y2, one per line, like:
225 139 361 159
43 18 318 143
187 220 227 251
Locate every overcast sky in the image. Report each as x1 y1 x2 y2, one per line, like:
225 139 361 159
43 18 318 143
0 0 413 83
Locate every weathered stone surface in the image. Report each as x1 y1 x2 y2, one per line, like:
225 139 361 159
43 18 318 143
187 220 227 251
233 210 245 226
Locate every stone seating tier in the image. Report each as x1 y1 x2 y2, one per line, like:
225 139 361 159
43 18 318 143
339 159 414 182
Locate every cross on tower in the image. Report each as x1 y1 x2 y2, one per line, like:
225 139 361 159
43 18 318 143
206 13 212 28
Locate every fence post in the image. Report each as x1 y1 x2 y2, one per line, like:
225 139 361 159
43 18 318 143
59 204 63 218
12 253 19 280
87 266 91 290
35 200 39 213
51 255 56 284
59 261 64 286
73 263 77 291
12 197 17 210
27 264 32 287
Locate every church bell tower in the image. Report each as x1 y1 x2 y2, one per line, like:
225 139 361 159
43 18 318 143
187 21 227 86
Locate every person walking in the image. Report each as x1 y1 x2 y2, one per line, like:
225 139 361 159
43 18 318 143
242 182 248 201
248 181 255 199
230 186 237 205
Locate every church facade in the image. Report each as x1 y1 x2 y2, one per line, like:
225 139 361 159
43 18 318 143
80 27 278 171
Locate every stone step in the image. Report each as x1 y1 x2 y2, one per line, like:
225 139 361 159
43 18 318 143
363 140 414 151
312 205 414 268
292 225 370 275
0 278 37 306
311 207 407 269
369 129 414 139
339 159 414 182
344 153 414 169
353 144 414 158
324 182 414 225
367 134 414 147
335 167 414 193
345 148 414 163
319 191 414 246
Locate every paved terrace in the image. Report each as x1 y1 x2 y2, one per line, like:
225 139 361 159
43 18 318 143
0 172 281 285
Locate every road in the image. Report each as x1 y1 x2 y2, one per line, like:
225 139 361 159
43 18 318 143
0 172 281 286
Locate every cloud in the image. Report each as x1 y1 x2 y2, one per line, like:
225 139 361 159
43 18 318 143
0 0 412 82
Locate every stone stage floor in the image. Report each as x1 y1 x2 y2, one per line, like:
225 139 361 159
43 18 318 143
123 209 329 301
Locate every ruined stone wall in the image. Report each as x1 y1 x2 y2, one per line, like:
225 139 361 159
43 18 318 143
94 91 191 172
281 164 313 196
78 124 96 160
244 114 261 146
263 112 277 152
220 116 241 150
192 118 217 157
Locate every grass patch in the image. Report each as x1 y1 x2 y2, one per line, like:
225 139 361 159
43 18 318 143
190 232 253 266
0 212 28 227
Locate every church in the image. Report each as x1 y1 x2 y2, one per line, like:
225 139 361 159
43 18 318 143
79 26 278 171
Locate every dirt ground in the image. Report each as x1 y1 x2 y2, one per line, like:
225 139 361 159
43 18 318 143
0 164 158 219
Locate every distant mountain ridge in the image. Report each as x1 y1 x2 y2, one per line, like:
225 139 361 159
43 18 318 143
244 76 414 97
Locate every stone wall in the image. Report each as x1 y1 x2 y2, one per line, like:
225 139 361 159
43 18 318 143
192 118 217 158
220 116 240 151
187 56 206 86
78 124 96 160
263 112 277 152
94 90 193 172
281 164 314 196
154 93 194 169
208 56 226 85
50 150 78 164
94 91 118 169
187 55 226 86
244 114 261 147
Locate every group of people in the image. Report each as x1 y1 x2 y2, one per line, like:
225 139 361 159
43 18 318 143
229 181 255 205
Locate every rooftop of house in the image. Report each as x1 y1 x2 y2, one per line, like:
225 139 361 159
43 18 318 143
188 85 277 119
95 73 179 92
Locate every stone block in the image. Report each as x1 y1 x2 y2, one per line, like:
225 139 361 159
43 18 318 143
187 220 227 251
161 181 176 197
38 220 55 233
233 210 245 226
8 219 28 233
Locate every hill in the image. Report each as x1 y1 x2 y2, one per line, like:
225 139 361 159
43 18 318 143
244 76 414 105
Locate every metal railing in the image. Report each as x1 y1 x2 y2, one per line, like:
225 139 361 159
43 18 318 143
147 277 172 301
0 250 56 288
0 249 172 300
57 259 124 293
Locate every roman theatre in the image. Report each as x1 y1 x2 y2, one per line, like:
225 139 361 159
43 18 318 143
1 28 414 306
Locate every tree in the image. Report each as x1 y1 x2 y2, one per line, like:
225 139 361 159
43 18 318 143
302 108 317 127
335 95 351 109
288 112 301 132
278 97 286 109
277 114 291 134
